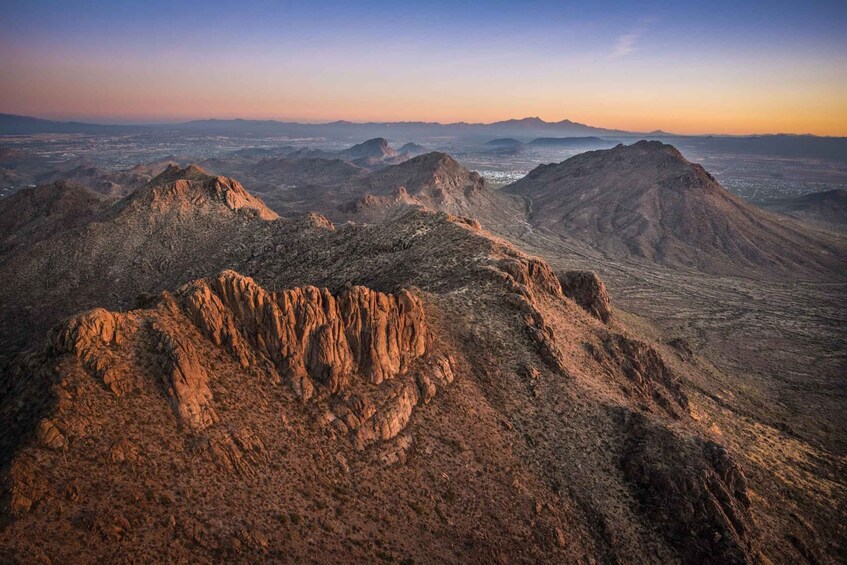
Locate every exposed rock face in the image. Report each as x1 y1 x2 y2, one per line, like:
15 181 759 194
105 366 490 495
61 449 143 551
558 270 612 323
50 308 133 396
151 322 219 429
36 419 67 450
589 334 689 418
618 410 755 564
493 256 564 302
178 270 429 401
487 256 573 375
44 270 443 440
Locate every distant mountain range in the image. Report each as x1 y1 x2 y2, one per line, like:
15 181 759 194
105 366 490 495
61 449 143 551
0 112 634 137
0 113 145 135
4 113 847 161
755 188 847 227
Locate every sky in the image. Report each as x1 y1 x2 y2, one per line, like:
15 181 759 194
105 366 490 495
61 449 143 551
1 0 846 135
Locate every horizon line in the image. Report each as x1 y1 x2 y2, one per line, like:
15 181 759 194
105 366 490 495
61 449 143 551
1 111 842 139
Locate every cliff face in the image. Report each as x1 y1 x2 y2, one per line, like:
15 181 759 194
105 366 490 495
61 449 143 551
558 271 612 323
49 271 449 440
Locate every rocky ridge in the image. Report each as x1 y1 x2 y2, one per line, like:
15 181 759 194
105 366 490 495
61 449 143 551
47 270 452 446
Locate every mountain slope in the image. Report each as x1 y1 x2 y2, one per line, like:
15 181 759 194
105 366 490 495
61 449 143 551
0 181 113 254
0 204 770 562
41 163 163 197
0 161 839 563
505 140 846 276
0 165 280 357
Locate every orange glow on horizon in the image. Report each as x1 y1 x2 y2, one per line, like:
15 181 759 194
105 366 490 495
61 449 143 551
2 46 845 136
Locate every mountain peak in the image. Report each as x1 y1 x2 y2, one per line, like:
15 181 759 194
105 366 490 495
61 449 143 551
507 141 839 275
132 164 277 219
361 152 484 200
155 163 209 182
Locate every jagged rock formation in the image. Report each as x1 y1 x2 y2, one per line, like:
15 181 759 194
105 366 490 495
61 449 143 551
505 140 846 276
558 270 612 323
179 271 434 402
44 270 448 438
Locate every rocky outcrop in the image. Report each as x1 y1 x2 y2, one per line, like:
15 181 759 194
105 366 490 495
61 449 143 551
36 419 67 451
200 428 269 478
320 354 455 449
493 256 563 303
589 334 689 417
618 410 756 563
178 271 429 400
151 322 219 430
43 270 443 443
50 308 133 396
558 271 612 323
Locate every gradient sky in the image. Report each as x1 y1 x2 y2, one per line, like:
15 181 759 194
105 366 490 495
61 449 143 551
1 0 846 135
